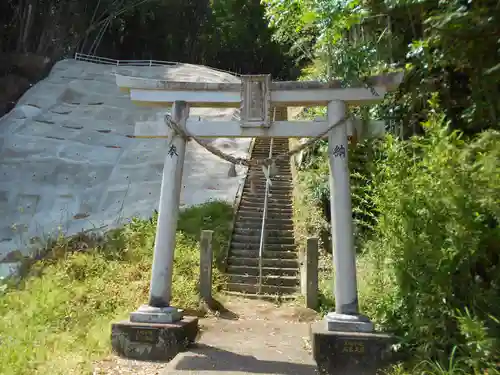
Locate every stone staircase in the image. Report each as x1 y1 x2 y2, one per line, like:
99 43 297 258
225 137 299 297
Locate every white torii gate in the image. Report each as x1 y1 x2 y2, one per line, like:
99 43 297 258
115 72 403 331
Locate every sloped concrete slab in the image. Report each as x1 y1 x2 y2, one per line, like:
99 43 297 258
0 59 250 270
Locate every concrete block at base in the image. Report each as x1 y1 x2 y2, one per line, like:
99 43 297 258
111 316 199 361
310 321 394 375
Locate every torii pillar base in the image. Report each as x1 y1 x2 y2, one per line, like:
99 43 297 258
111 315 199 361
310 321 395 375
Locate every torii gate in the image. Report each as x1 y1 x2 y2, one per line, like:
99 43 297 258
111 72 403 370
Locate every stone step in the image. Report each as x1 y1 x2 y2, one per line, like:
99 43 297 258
222 290 299 301
227 274 299 287
251 156 290 159
245 175 293 187
253 142 288 146
233 227 293 237
249 157 290 162
236 211 294 220
236 210 293 221
237 212 293 221
241 188 292 198
237 208 293 218
238 202 293 211
243 179 290 186
248 165 291 170
249 162 290 167
253 143 288 147
254 142 288 145
239 194 293 202
228 257 298 268
252 181 292 187
229 249 297 259
249 188 293 195
252 146 289 151
245 180 291 186
240 194 292 203
253 174 292 180
252 159 290 163
223 138 296 296
248 170 290 176
236 216 294 226
244 176 292 184
226 265 299 277
247 177 292 182
238 208 293 216
231 243 296 251
234 222 294 231
258 184 291 190
241 191 292 199
238 203 292 212
244 183 293 191
252 148 290 152
240 201 293 211
225 282 298 295
245 179 292 187
247 155 290 160
237 201 293 210
254 139 288 142
243 178 292 186
240 196 292 205
232 234 295 245
248 162 290 167
238 202 292 210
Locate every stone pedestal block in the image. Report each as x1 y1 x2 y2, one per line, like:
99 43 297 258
111 316 199 361
310 321 394 375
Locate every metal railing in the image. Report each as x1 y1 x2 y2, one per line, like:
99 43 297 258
74 52 241 77
258 137 273 294
74 52 179 67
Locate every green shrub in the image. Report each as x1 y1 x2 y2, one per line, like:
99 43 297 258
363 107 500 369
0 201 233 375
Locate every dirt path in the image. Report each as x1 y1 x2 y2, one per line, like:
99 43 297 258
95 297 320 375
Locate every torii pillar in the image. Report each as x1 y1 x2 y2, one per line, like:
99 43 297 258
110 71 403 371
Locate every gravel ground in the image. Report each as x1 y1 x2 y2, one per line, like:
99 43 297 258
93 297 320 375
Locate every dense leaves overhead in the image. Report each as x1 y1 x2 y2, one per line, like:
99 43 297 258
0 0 299 78
262 0 500 135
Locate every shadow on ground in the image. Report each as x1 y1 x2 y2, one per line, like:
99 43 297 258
182 298 240 320
203 298 240 320
175 344 318 374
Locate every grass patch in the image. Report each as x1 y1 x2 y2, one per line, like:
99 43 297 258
0 200 233 375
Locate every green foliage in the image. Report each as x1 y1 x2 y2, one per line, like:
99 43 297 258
263 0 500 135
176 200 233 269
362 107 500 371
348 139 380 243
261 0 319 63
402 0 500 134
295 137 381 250
262 0 393 82
0 201 232 375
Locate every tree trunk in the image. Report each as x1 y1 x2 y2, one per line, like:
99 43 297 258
15 0 27 52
